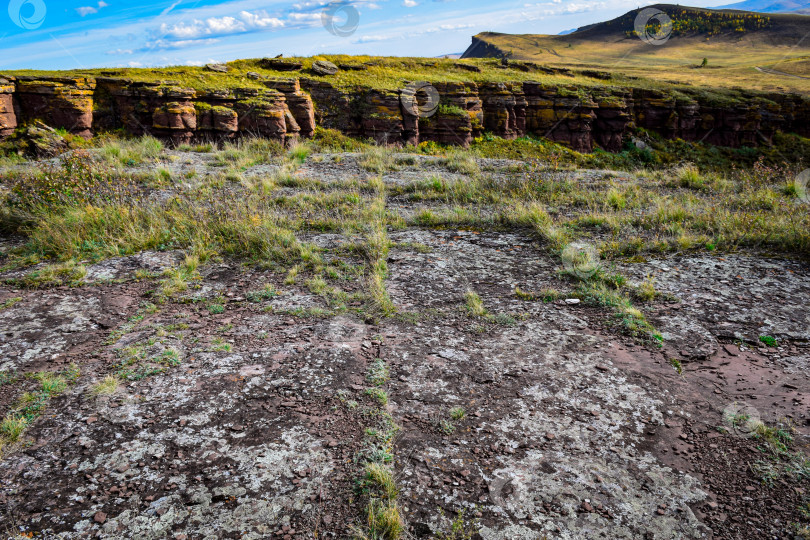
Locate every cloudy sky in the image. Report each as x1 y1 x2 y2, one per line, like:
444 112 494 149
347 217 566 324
1 0 732 70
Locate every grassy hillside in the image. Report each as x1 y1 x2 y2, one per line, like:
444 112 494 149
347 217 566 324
462 4 810 93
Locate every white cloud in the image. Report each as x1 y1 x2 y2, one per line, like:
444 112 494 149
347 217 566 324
403 0 419 6
158 10 283 40
146 38 222 50
76 1 109 17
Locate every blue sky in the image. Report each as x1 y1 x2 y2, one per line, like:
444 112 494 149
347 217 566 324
1 0 732 70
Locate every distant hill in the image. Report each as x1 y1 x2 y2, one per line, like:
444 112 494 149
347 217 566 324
460 4 810 94
719 0 810 13
462 4 810 59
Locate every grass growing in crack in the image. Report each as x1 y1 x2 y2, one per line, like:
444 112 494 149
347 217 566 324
562 263 662 344
367 359 390 387
0 297 22 311
365 388 389 406
669 358 683 375
0 365 79 457
435 508 480 540
364 188 396 319
464 290 487 317
365 462 398 500
516 286 561 303
353 357 403 540
355 499 405 540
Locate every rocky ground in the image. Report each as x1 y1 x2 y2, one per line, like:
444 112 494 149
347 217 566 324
0 149 808 539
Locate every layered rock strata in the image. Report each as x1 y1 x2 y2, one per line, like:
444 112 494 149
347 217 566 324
1 75 808 152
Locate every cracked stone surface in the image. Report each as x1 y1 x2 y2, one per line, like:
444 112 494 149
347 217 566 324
1 226 808 539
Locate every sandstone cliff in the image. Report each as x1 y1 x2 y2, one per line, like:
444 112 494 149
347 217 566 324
0 75 808 152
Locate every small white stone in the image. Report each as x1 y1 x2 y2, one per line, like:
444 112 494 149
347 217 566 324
565 298 581 305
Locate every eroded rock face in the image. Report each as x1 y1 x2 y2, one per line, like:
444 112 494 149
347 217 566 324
15 76 96 138
1 75 808 151
0 77 18 138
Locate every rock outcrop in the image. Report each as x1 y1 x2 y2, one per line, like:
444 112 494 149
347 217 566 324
0 77 17 138
0 74 808 152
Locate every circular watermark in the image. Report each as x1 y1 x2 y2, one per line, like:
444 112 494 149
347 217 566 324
634 8 672 46
8 0 47 29
321 2 360 38
794 169 810 203
561 242 601 280
400 81 440 119
722 401 762 438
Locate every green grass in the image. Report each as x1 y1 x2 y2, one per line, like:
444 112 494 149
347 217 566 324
0 365 79 456
464 290 487 317
90 375 119 396
450 406 466 421
367 359 390 387
759 335 777 347
0 297 22 311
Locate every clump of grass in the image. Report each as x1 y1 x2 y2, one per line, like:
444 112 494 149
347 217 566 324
677 165 708 190
246 283 279 302
365 387 389 406
289 142 311 164
0 416 26 442
358 499 404 540
607 187 626 210
759 335 777 347
575 279 661 343
306 276 328 295
365 462 398 500
515 286 560 303
0 365 79 454
669 358 683 375
464 290 487 317
159 256 200 298
633 276 657 302
439 419 456 435
99 136 163 167
285 265 301 285
449 406 466 421
212 138 284 168
442 150 479 176
360 146 398 173
435 508 480 540
91 375 119 396
207 303 225 314
178 143 213 153
0 297 22 311
20 261 86 288
491 313 517 326
367 358 390 387
753 422 793 454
